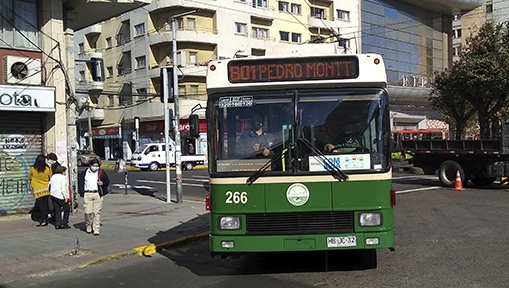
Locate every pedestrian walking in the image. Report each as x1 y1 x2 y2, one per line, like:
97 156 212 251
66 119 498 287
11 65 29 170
50 166 71 229
78 158 109 236
28 155 52 227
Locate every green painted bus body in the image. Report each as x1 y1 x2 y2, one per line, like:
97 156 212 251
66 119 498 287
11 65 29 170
209 179 394 253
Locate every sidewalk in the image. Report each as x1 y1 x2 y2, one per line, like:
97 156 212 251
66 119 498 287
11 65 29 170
0 188 210 285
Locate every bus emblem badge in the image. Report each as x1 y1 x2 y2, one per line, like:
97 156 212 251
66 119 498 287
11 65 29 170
286 183 310 206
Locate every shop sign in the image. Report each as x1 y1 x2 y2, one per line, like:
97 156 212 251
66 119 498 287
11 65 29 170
0 84 56 112
92 125 121 139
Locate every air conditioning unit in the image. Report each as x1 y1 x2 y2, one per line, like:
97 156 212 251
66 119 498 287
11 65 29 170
3 55 41 85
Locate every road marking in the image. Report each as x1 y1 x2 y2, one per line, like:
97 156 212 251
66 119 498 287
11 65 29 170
396 186 442 194
393 175 437 180
136 179 207 187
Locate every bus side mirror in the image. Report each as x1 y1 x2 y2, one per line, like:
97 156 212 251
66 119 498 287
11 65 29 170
189 114 200 138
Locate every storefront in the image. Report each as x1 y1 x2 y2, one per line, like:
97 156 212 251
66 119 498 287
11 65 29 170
91 124 125 160
0 84 55 213
138 119 207 155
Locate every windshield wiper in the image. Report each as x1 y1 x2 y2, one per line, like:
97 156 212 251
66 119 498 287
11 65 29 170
299 137 348 181
246 144 293 185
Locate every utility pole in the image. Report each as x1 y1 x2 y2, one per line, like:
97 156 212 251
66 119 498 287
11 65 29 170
87 103 93 150
171 10 196 203
161 67 172 203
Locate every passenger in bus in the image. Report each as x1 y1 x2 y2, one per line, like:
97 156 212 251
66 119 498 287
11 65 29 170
237 115 274 158
324 121 363 153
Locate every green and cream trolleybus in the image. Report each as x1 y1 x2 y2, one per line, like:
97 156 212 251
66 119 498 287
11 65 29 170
202 52 395 268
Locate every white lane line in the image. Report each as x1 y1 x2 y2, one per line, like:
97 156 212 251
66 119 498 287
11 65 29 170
393 175 437 180
136 179 207 187
396 186 442 194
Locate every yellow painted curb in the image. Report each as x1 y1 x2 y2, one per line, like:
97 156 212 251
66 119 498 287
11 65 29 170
133 231 210 256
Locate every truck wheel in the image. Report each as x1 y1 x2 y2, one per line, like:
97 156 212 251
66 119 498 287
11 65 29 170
183 162 194 171
149 162 159 171
438 160 467 187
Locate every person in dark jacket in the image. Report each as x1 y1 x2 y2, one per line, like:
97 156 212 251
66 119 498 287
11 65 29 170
77 158 109 236
236 114 274 158
46 152 61 174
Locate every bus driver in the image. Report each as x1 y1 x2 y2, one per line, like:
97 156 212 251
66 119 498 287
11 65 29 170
237 115 274 158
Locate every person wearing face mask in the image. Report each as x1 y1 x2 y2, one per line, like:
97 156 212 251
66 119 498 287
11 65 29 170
237 114 274 159
77 158 109 236
50 166 71 229
324 121 363 153
46 153 61 174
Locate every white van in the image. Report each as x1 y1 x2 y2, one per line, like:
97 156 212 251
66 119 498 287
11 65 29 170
130 142 206 171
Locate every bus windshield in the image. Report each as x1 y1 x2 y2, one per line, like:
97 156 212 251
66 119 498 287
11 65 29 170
208 88 390 175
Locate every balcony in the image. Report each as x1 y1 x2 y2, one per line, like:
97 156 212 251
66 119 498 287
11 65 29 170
76 80 104 93
77 107 105 121
148 28 219 46
308 15 336 30
63 0 151 31
82 24 102 36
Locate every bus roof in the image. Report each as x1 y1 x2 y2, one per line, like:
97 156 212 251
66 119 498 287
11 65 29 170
206 53 387 93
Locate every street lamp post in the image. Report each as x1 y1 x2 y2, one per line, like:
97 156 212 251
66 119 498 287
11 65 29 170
170 10 196 203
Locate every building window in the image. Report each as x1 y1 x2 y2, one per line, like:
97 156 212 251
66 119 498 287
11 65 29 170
453 28 462 38
177 19 184 30
106 37 112 48
235 22 248 35
190 85 199 96
135 56 146 69
278 1 289 12
486 4 493 13
78 43 84 53
187 18 196 30
453 46 461 56
178 86 186 96
291 4 301 15
336 9 350 21
252 0 268 9
79 70 85 81
116 33 125 45
107 66 113 78
0 0 38 50
291 33 301 43
189 52 197 65
280 31 289 42
252 27 269 39
311 7 325 19
134 23 145 37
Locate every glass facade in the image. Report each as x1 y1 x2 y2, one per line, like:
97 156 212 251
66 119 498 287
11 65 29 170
361 0 445 86
0 0 39 50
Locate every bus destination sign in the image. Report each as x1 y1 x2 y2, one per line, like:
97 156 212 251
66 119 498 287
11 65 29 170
228 56 359 83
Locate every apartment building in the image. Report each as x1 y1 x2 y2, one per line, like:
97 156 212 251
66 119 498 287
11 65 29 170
74 0 361 159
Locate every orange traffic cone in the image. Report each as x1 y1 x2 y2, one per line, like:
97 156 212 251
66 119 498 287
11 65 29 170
452 170 464 191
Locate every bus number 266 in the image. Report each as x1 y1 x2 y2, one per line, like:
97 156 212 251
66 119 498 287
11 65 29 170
225 191 248 204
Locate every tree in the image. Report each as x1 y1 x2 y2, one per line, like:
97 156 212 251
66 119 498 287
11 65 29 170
431 22 509 140
430 62 476 139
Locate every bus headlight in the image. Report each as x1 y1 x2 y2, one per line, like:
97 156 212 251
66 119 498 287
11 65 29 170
359 212 382 226
219 216 241 230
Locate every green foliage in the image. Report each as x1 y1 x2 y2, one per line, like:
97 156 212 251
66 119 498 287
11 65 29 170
431 22 509 139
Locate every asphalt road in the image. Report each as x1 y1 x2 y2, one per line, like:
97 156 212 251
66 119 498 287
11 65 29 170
7 169 509 288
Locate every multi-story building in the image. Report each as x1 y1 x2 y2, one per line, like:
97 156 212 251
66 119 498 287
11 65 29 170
0 0 151 215
75 0 496 157
74 0 362 159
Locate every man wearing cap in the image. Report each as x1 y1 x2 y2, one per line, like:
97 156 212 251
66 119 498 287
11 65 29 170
237 115 274 158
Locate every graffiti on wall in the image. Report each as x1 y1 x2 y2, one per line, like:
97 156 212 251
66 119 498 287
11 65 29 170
0 134 32 211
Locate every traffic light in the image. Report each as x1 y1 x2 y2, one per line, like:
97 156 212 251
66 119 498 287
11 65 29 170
189 114 200 138
160 67 174 103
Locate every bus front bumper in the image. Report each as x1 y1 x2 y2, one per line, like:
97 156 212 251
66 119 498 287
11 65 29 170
209 231 394 254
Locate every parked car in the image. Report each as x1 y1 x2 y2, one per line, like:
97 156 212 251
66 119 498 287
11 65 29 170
77 149 101 166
